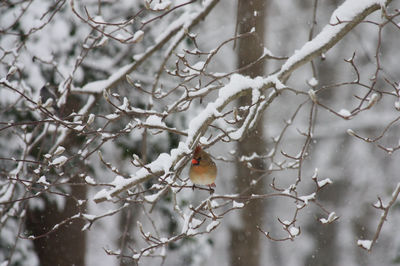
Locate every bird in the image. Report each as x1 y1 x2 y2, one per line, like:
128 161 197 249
189 146 217 189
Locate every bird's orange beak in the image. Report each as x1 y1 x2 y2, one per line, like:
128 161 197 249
192 158 199 165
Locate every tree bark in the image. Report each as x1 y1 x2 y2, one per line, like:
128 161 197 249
25 95 87 266
26 175 87 266
230 1 267 266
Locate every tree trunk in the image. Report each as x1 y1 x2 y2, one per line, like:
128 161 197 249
26 175 87 266
230 1 267 266
25 95 87 266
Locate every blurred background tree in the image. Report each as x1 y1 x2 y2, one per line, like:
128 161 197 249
230 1 267 265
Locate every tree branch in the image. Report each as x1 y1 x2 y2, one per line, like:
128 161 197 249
93 0 392 203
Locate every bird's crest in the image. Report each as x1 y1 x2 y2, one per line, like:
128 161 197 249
194 145 202 155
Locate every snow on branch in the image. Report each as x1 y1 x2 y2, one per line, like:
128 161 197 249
94 74 277 203
278 0 392 82
71 0 219 95
358 183 400 251
93 0 391 203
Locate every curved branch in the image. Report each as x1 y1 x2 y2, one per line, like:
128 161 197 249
72 0 220 94
278 0 391 82
93 0 392 203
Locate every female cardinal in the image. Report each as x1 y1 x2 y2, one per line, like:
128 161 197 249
189 146 217 187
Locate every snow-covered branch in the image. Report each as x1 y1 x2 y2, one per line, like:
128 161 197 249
278 0 392 82
71 0 220 95
1 0 399 264
93 0 392 203
358 183 400 251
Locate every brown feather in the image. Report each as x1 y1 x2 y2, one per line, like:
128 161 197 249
194 145 202 157
189 148 217 186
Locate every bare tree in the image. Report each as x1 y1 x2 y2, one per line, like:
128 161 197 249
1 0 400 265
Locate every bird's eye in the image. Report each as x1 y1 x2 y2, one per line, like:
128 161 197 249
198 157 201 161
